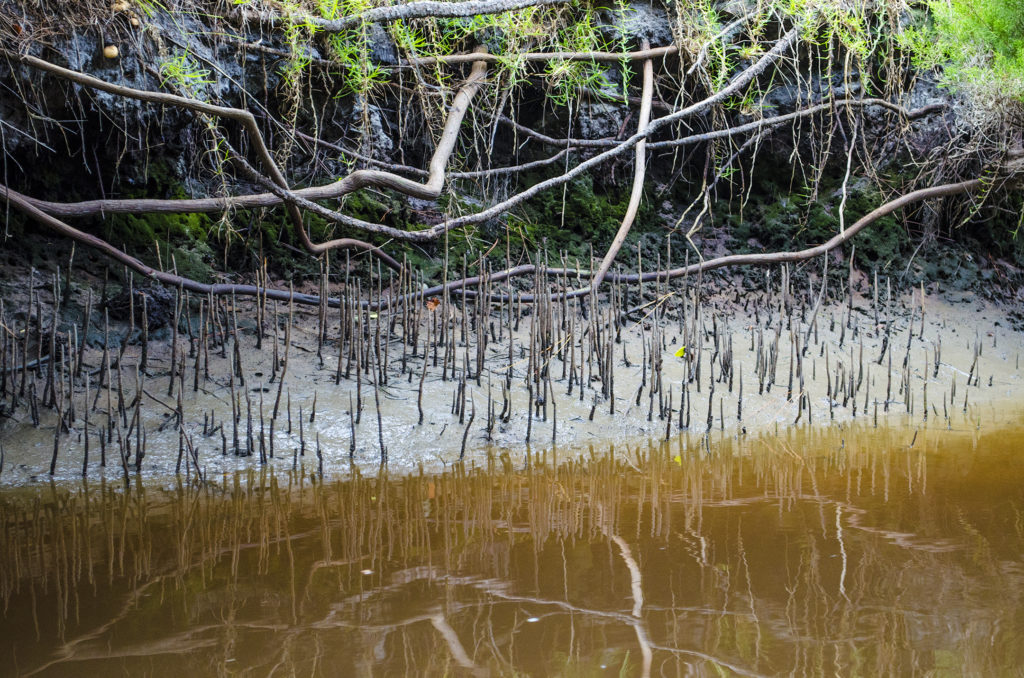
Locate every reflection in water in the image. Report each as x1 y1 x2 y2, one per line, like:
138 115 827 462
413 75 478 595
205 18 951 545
3 421 1024 676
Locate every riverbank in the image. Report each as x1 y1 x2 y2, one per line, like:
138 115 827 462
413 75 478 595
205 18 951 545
2 249 1023 486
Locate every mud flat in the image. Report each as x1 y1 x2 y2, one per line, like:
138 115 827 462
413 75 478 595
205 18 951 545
1 260 1022 485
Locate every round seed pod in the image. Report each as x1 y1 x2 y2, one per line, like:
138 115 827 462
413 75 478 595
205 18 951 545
103 44 119 59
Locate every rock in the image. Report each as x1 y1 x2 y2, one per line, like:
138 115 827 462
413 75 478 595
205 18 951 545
596 2 674 48
366 24 399 66
348 96 394 159
106 284 177 329
577 101 629 139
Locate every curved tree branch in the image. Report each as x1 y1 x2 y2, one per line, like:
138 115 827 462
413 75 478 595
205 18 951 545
1 185 340 305
24 98 937 226
406 44 678 67
4 45 490 262
3 176 991 312
7 21 983 312
388 177 988 306
590 41 653 292
0 48 312 252
308 0 569 30
18 28 801 248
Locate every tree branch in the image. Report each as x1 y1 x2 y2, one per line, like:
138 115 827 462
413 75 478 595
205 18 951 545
590 41 653 292
4 46 490 258
391 177 988 305
1 185 351 305
307 0 569 30
1 177 994 311
407 44 678 67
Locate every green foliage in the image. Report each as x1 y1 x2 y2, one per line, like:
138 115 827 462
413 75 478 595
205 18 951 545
321 0 390 96
902 0 1024 101
379 3 620 107
543 12 615 106
281 3 319 91
159 52 214 95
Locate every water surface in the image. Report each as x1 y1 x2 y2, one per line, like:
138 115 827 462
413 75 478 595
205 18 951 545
3 419 1024 676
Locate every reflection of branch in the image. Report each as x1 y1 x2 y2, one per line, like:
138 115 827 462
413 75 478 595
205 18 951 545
30 630 220 666
609 535 644 617
836 504 850 601
477 586 762 676
647 641 768 678
609 534 651 678
430 611 488 676
19 520 326 677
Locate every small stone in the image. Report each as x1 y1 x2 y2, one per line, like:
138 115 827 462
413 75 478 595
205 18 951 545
103 44 119 59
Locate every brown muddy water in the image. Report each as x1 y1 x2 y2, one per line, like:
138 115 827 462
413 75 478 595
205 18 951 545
3 416 1024 677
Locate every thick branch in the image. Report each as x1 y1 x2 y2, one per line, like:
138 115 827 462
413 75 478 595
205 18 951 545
26 98 935 224
27 93 940 263
1 177 993 311
590 42 653 292
407 45 678 66
231 36 676 67
1 49 309 234
422 27 802 237
56 28 800 245
5 46 490 257
308 0 568 30
396 178 987 305
504 99 945 150
0 185 368 305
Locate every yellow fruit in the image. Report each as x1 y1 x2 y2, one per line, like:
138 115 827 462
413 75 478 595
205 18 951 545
103 45 119 59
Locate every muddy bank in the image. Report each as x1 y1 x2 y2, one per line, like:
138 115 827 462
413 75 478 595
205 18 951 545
1 259 1023 485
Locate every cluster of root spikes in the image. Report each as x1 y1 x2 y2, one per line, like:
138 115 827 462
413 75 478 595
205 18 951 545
0 240 1008 484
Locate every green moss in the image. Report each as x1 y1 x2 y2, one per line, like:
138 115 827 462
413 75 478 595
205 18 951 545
511 174 659 256
100 211 216 282
728 176 906 274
